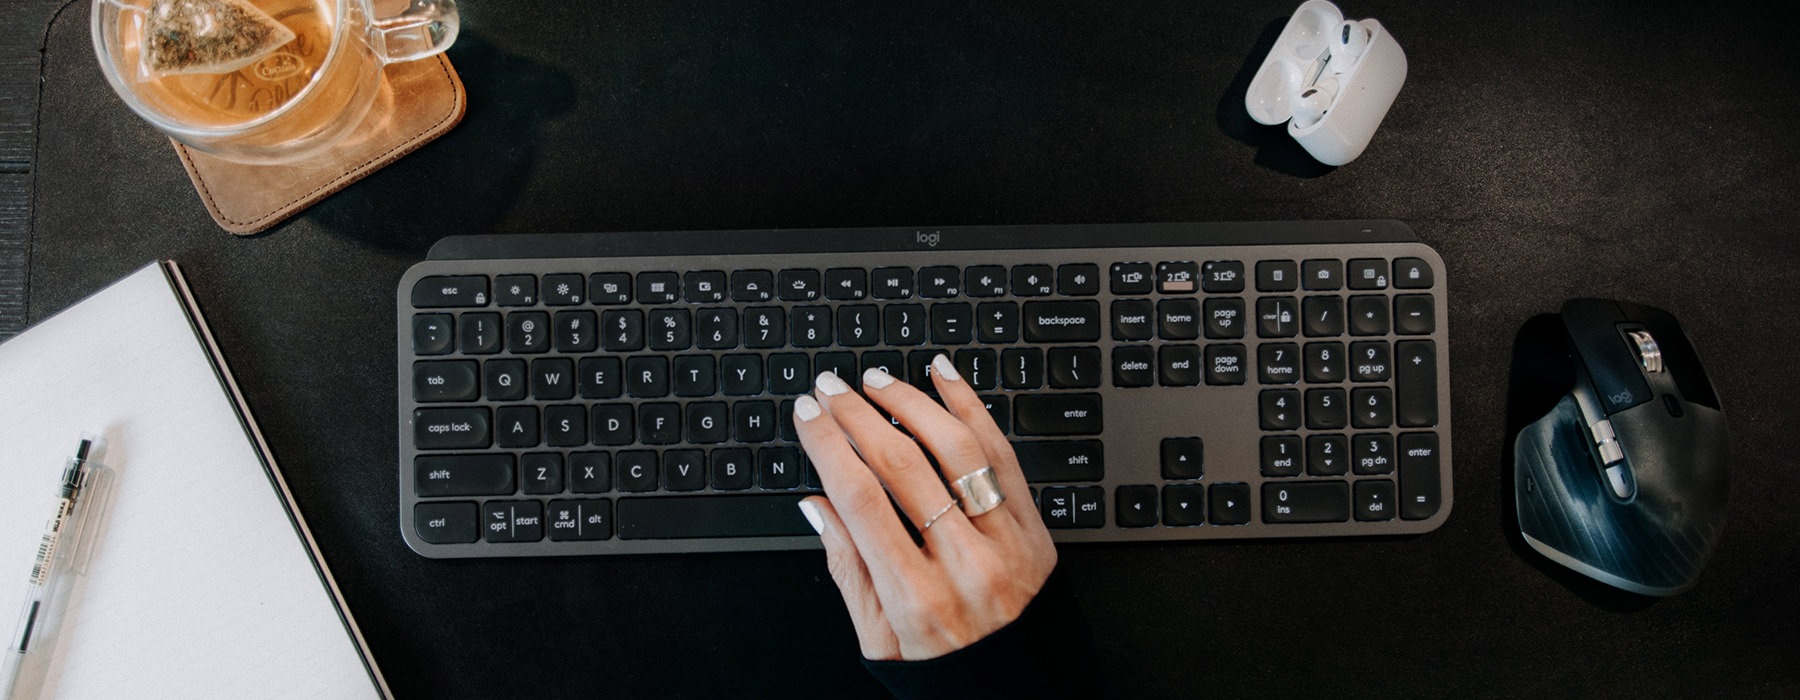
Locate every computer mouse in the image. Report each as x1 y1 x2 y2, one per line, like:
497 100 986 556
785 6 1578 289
1513 299 1729 596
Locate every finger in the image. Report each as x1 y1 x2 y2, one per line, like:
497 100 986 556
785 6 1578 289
861 358 1019 539
928 353 1045 531
814 370 977 543
800 497 901 661
793 393 925 578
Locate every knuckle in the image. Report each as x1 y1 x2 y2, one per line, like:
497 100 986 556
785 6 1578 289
838 484 893 520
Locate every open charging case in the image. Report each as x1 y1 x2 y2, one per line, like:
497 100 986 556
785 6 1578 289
1245 1 1407 166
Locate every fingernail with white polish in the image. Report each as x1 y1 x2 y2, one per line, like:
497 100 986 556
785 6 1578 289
861 367 895 389
795 394 823 422
815 371 851 396
931 353 962 382
798 499 825 535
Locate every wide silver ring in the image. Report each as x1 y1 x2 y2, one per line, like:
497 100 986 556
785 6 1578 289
951 466 1006 518
920 499 959 530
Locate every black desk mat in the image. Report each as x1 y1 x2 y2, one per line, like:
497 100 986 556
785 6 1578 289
27 1 1800 697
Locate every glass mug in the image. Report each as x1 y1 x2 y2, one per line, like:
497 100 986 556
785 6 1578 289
91 0 459 164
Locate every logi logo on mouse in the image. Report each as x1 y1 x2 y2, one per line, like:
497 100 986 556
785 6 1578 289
915 230 942 247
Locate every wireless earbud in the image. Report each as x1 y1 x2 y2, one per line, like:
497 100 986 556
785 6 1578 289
1329 20 1371 72
1291 85 1333 129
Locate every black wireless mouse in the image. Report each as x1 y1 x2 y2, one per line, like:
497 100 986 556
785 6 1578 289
1513 299 1729 596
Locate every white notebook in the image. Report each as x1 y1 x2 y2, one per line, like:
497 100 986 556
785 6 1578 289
0 262 388 699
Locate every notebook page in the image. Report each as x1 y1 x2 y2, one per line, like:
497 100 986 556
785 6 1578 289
0 264 378 699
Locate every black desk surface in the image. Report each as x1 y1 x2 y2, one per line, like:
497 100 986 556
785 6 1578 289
11 1 1800 697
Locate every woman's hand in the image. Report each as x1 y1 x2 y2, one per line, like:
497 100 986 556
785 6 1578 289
794 354 1057 661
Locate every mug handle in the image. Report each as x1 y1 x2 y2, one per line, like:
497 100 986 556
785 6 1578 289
370 0 460 64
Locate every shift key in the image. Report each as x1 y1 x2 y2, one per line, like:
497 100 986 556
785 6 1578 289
416 454 515 496
1013 394 1103 436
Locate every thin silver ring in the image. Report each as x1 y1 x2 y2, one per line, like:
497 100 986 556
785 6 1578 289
951 466 1006 518
920 499 959 530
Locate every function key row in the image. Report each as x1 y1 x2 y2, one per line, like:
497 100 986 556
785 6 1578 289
1106 257 1434 296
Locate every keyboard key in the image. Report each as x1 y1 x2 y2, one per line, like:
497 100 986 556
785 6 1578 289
918 266 962 298
1259 390 1301 431
616 494 813 539
1347 259 1388 289
544 405 586 446
1057 264 1101 296
884 304 928 345
870 267 913 299
637 272 679 303
1392 257 1433 288
485 359 527 401
1024 301 1102 343
686 402 729 443
696 308 739 349
1262 481 1349 523
495 275 536 306
907 350 939 391
977 302 1020 343
1256 260 1299 292
1111 299 1154 341
481 500 544 542
640 403 681 444
1014 393 1103 435
1352 387 1394 428
1039 486 1105 528
1351 341 1391 382
1305 387 1348 429
1209 483 1251 525
790 306 833 347
1301 259 1343 290
415 453 512 496
1048 347 1102 388
673 355 717 397
814 353 857 388
1302 296 1344 337
495 406 540 448
1201 260 1244 293
415 502 479 544
1116 486 1158 527
543 273 584 305
779 269 823 301
1159 345 1201 387
931 303 975 344
1307 434 1350 476
837 305 880 347
663 450 707 490
711 449 755 490
1355 480 1397 521
743 307 785 348
506 311 550 353
1012 265 1055 296
768 353 810 394
1157 298 1201 340
1304 342 1346 382
1255 297 1298 337
734 401 778 443
570 452 612 492
1160 437 1204 479
1399 432 1442 520
1162 484 1206 526
591 405 634 446
1394 295 1435 335
521 453 564 494
1109 262 1153 295
1111 346 1154 387
981 395 1010 435
648 308 693 350
1011 440 1105 482
1260 435 1302 477
861 352 904 384
1257 343 1300 384
414 360 478 402
1203 298 1246 339
955 349 999 390
590 272 631 304
1348 295 1389 335
1156 261 1198 294
626 356 669 398
602 309 645 351
1353 433 1396 474
965 265 1008 297
414 407 491 450
684 270 727 303
413 275 489 308
547 499 613 541
1204 344 1247 385
824 268 866 300
1395 340 1438 427
458 312 501 354
731 269 776 302
553 311 598 353
721 354 764 395
758 447 803 489
613 451 656 492
413 314 454 355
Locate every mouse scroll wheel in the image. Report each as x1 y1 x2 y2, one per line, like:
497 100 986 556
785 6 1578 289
1628 330 1663 374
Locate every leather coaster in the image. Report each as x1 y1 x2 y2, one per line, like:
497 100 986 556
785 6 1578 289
173 54 466 235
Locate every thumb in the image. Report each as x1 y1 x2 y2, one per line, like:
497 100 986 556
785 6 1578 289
801 496 900 661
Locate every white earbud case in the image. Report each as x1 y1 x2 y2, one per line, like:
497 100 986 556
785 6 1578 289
1245 1 1407 166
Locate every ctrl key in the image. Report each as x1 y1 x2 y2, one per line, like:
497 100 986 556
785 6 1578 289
415 502 479 544
547 499 613 541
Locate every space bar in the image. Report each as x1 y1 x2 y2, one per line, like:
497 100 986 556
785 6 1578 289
616 494 815 539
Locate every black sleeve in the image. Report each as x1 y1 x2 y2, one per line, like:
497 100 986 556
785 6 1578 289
862 568 1099 700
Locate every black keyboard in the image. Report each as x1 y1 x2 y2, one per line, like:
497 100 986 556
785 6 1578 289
397 221 1453 557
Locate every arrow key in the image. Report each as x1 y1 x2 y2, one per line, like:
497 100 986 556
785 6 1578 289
1117 485 1159 527
1208 483 1251 525
1161 483 1206 526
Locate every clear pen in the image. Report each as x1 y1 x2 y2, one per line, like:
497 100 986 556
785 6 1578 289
3 434 112 700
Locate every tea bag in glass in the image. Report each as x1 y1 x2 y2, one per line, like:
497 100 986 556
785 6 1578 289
142 0 297 76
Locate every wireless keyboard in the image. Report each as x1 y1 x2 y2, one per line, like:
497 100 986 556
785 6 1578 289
397 221 1453 557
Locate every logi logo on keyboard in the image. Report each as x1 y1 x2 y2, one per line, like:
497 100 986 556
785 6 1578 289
915 230 942 247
